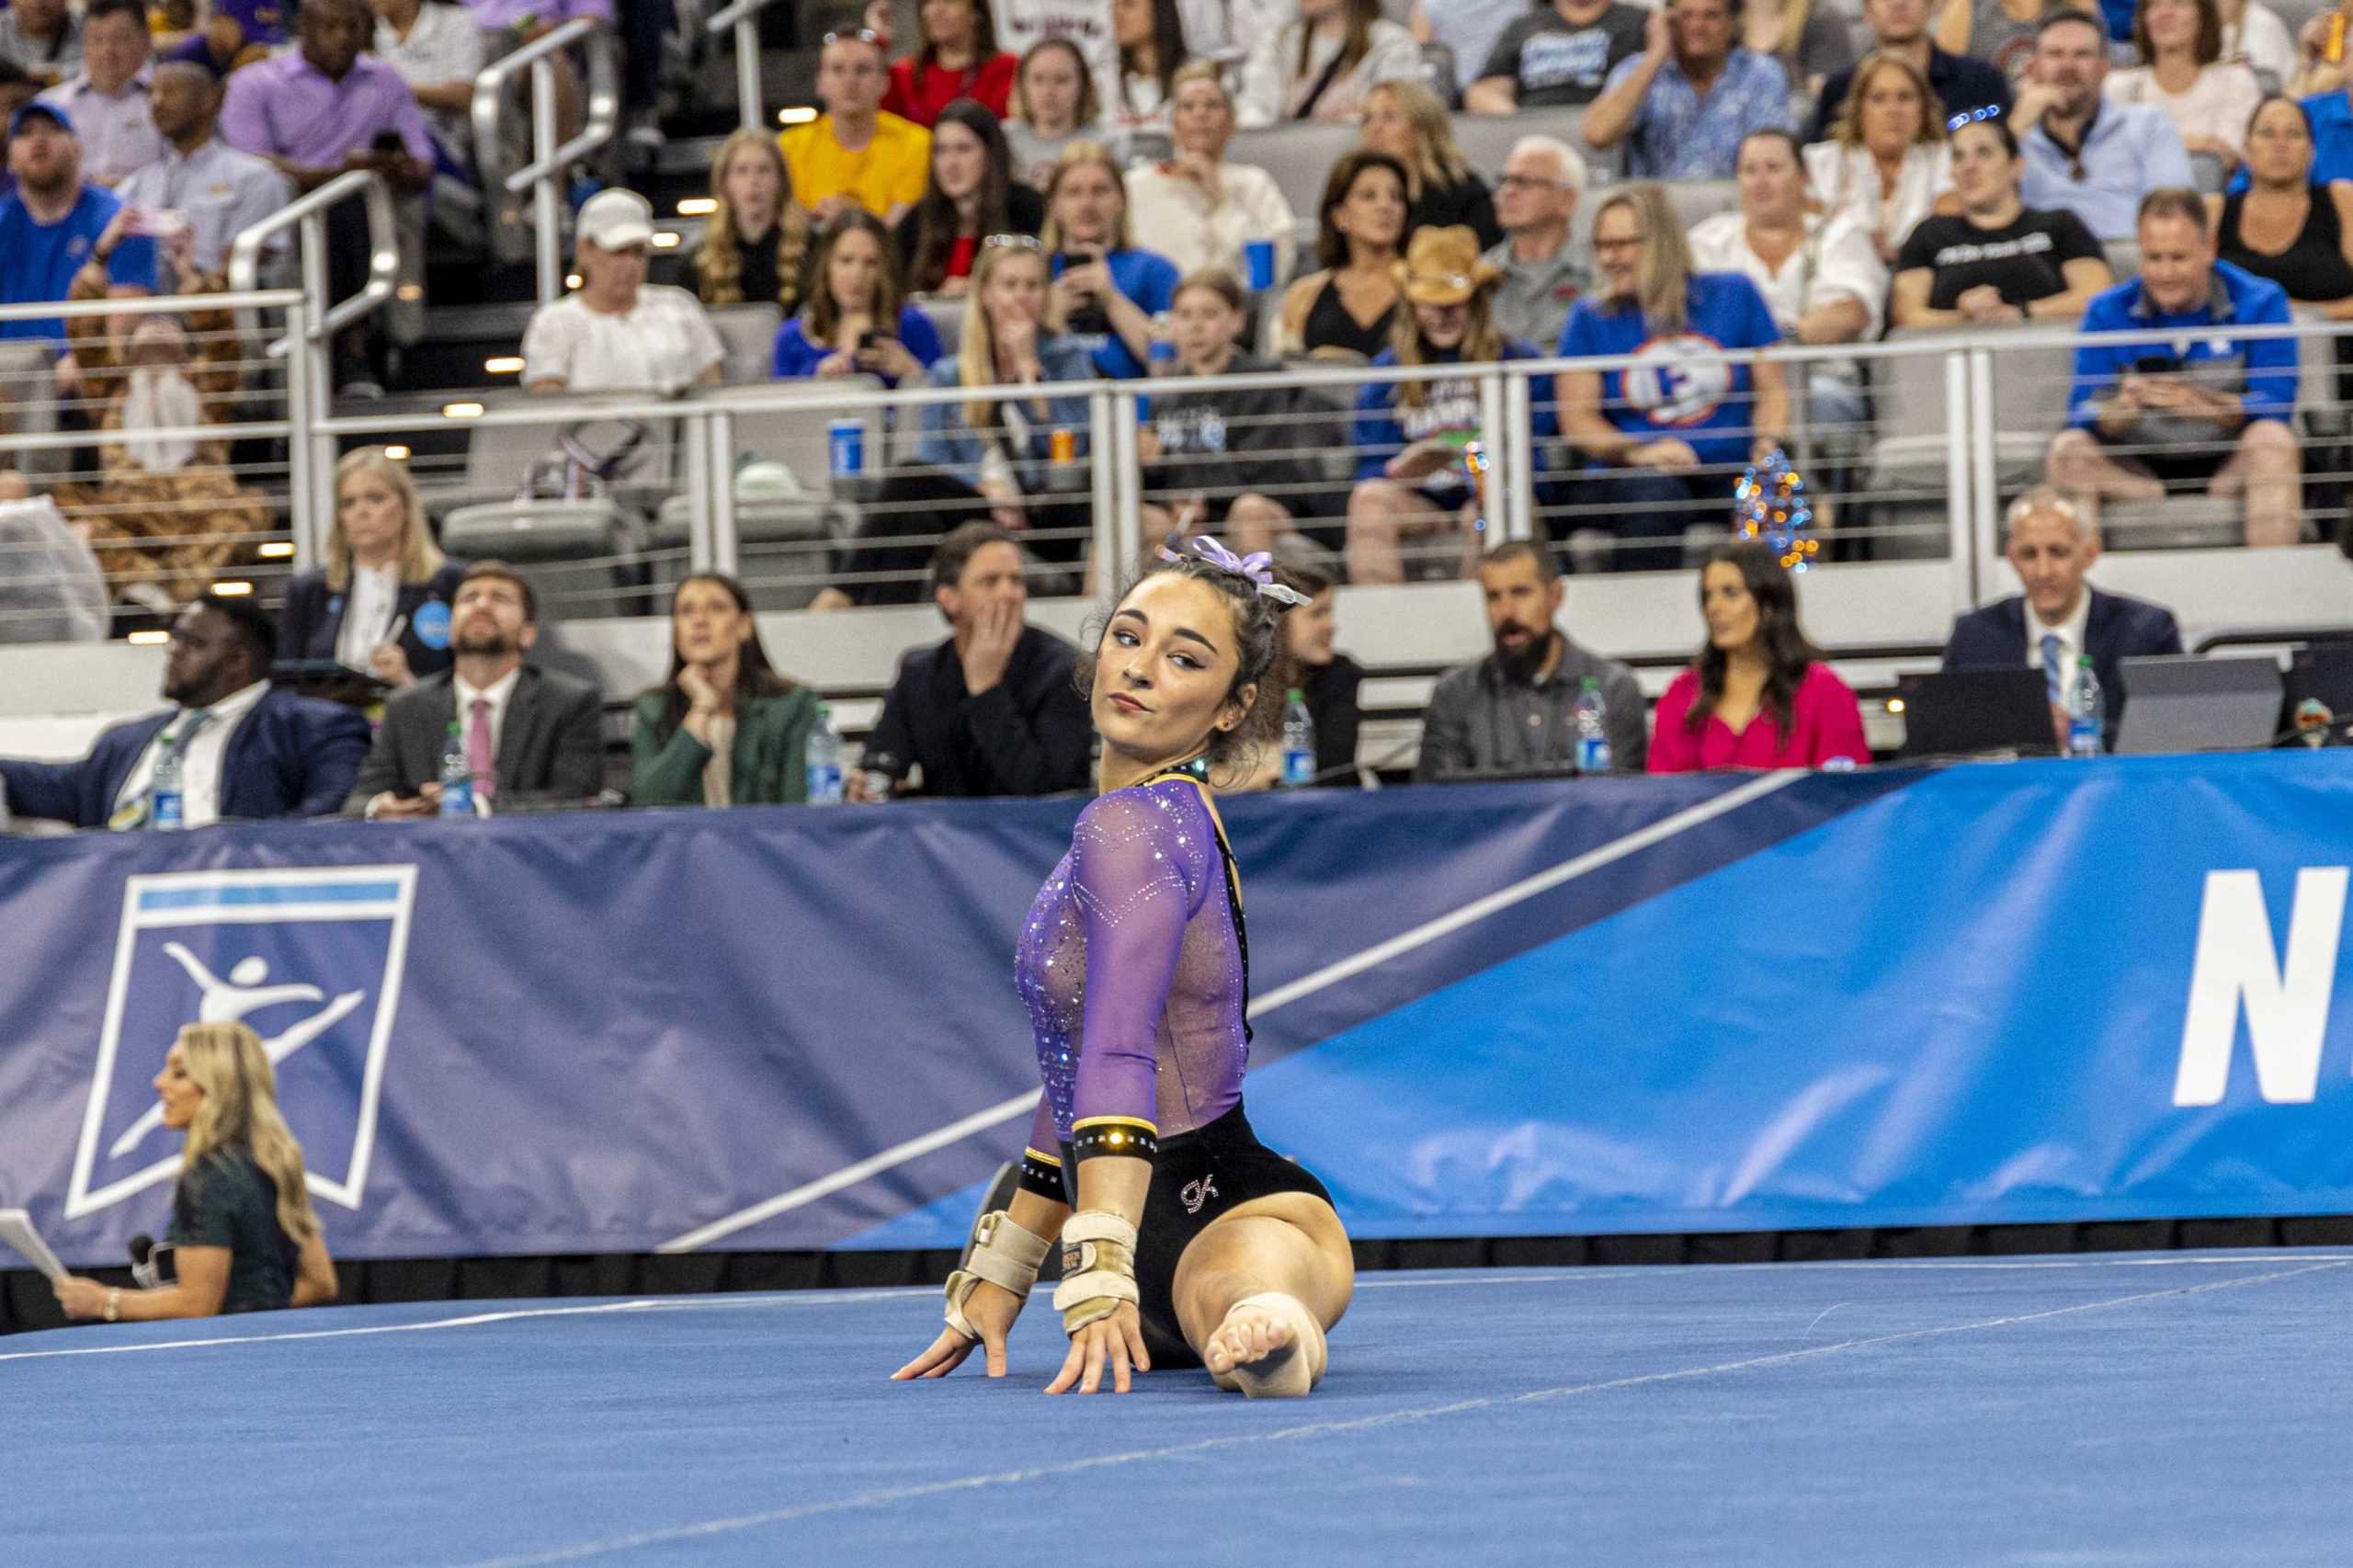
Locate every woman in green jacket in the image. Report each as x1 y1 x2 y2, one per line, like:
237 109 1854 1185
631 574 822 806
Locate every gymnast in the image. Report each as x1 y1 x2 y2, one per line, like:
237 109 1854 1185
893 539 1355 1397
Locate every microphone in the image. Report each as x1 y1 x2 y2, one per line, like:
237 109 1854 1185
129 1233 157 1290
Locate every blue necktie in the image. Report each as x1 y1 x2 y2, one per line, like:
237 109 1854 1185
2041 633 2064 706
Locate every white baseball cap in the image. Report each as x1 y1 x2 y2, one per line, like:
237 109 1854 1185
577 188 655 251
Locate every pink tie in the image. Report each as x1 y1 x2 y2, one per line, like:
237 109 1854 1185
467 697 496 801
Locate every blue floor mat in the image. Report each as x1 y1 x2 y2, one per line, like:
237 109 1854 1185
9 1252 2350 1567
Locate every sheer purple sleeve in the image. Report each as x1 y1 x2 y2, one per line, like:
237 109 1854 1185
1067 787 1211 1131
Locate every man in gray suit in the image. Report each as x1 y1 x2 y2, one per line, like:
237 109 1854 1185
347 562 604 816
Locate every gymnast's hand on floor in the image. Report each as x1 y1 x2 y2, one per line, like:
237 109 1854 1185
1044 1301 1150 1396
892 1278 1024 1381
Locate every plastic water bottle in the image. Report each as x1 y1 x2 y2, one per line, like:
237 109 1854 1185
438 722 475 817
806 703 844 804
1573 677 1612 773
2066 655 2104 758
149 744 184 831
1280 688 1314 787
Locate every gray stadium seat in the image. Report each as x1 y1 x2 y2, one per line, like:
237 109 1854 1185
0 341 64 481
706 302 784 386
2188 151 2227 194
439 415 678 617
915 291 967 358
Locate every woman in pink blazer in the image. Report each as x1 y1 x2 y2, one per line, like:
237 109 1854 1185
1648 541 1870 773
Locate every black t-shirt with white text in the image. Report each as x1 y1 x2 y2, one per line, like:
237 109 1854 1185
1896 208 2106 311
1478 4 1650 107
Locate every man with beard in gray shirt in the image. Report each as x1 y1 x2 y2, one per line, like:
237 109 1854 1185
1415 540 1646 778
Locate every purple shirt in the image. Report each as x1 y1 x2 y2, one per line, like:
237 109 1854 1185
466 0 613 29
216 51 434 168
1016 778 1250 1153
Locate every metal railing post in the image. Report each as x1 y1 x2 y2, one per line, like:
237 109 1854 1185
706 409 739 574
1941 345 1974 613
1109 389 1142 584
1089 389 1120 593
532 58 563 304
1498 365 1535 543
736 18 762 131
283 297 318 571
1966 342 2000 611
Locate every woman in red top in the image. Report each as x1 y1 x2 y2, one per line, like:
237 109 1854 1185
1648 541 1870 773
884 0 1019 125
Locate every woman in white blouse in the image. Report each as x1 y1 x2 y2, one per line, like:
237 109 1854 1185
1236 0 1424 129
1694 129 1886 428
2108 0 2264 169
1802 51 1953 264
1129 62 1300 282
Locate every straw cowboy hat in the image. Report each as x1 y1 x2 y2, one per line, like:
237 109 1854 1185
1392 225 1503 306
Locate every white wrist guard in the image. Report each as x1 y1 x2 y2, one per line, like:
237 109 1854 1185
1051 1210 1141 1335
942 1210 1051 1341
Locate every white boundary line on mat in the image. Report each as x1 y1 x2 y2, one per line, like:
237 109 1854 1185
658 770 1805 1254
419 1260 2349 1568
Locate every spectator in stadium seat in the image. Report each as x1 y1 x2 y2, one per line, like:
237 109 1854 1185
523 189 726 394
1127 62 1297 285
1744 0 1859 94
2106 0 2262 171
0 592 370 828
997 0 1118 84
853 520 1093 798
781 28 930 227
1416 0 1540 100
1584 0 1793 180
162 0 290 78
0 103 158 394
1467 0 1649 114
1485 135 1591 348
1556 184 1787 573
1650 540 1868 770
371 0 488 171
278 446 469 687
688 130 809 315
1347 225 1560 584
1276 552 1362 781
894 97 1045 296
1361 80 1502 249
1098 0 1187 136
1691 130 1883 428
0 62 40 194
35 0 161 189
1810 0 2010 142
813 235 1096 609
1935 0 2049 80
1179 0 1299 66
1415 539 1647 778
1005 37 1104 188
2013 8 2193 239
117 62 292 281
1278 148 1406 358
218 0 432 393
1041 142 1180 378
1802 51 1954 264
1236 0 1424 128
630 573 822 808
2211 97 2353 316
350 562 605 817
0 0 83 88
55 249 267 602
1941 484 2183 735
885 0 1019 126
1139 269 1321 561
2047 186 2302 546
775 210 943 383
1891 114 2111 326
2222 0 2294 93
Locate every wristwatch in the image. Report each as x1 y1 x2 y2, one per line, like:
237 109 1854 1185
104 1287 120 1323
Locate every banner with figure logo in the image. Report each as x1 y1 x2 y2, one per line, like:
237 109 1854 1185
2 754 2351 1269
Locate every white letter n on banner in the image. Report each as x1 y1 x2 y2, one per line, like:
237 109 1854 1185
2174 868 2349 1107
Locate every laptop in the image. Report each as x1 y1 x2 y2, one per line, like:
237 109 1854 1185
1895 669 2056 758
2115 654 2284 755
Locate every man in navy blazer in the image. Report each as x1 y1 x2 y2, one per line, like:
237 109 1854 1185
1942 485 2184 732
0 594 370 829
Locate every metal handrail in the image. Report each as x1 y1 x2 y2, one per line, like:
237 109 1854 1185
706 0 792 132
471 17 623 299
224 170 396 358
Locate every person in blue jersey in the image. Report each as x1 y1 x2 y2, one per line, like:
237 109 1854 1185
2047 186 2302 547
1040 140 1181 378
769 210 943 385
1554 182 1787 573
1345 224 1561 584
0 99 155 394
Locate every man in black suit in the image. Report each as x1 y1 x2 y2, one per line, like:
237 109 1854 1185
848 523 1093 800
1941 485 2184 737
348 562 605 817
1 593 369 829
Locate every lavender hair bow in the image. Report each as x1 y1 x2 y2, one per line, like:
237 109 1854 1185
1156 534 1311 607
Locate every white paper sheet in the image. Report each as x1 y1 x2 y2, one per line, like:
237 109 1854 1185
0 1208 66 1281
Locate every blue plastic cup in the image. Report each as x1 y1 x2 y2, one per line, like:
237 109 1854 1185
1244 238 1277 292
827 417 864 477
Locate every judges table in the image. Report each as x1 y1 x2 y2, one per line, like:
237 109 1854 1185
4 752 2351 1273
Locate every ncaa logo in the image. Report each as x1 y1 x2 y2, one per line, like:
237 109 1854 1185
64 866 419 1220
1622 334 1735 427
